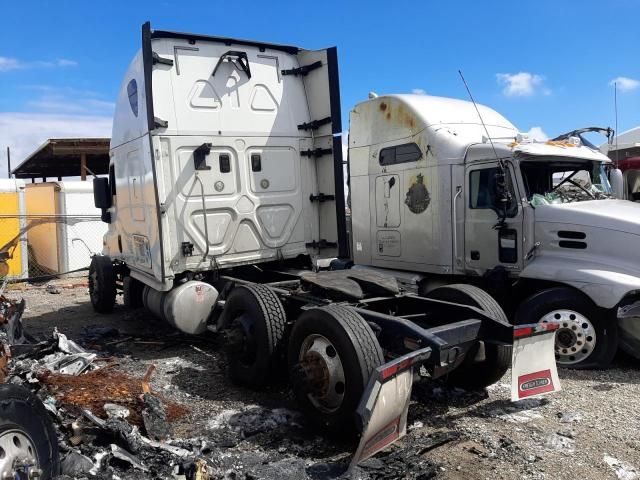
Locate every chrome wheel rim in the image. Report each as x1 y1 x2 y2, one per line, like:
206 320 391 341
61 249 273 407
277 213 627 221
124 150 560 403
0 429 40 479
540 309 596 365
298 334 346 413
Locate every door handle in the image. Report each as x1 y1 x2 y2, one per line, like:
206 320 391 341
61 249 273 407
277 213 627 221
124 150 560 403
219 153 231 173
251 153 262 172
471 250 480 260
452 186 462 266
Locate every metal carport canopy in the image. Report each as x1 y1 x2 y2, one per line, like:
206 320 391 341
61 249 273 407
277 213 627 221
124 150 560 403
11 138 110 180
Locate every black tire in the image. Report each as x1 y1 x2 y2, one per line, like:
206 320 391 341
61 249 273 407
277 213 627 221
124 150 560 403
425 284 511 390
288 305 384 434
515 287 617 369
222 284 287 388
0 384 60 480
123 276 144 309
618 315 640 362
88 255 116 313
424 283 508 324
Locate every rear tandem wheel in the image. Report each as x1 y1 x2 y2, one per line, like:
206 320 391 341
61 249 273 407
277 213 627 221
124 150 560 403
222 284 287 388
288 305 384 434
425 284 511 390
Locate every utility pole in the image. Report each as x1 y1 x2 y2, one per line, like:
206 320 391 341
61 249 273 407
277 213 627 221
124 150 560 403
6 147 10 179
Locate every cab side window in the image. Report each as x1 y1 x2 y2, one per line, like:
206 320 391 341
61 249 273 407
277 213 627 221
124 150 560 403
379 143 422 166
469 167 517 217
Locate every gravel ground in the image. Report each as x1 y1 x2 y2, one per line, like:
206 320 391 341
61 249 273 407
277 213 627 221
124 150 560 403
9 283 640 480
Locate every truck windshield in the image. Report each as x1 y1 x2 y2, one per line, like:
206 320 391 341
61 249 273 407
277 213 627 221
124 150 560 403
519 158 612 205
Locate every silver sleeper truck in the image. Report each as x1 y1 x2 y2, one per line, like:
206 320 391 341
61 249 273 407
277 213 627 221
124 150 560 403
348 95 640 369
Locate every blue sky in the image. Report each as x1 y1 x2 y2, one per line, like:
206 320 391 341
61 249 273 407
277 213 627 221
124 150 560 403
1 0 639 173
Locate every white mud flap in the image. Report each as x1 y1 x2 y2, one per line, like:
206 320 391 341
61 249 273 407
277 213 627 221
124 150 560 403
511 323 561 401
348 347 432 472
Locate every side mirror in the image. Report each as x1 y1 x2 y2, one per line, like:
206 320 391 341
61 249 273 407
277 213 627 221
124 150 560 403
492 169 518 220
493 170 514 206
93 177 112 209
610 168 624 199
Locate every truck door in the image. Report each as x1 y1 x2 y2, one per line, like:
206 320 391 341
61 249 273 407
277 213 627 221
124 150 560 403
464 162 524 274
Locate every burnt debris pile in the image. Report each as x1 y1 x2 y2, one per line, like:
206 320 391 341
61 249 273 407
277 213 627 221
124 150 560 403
1 295 204 478
0 292 449 479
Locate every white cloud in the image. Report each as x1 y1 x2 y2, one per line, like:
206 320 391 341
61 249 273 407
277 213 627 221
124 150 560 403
0 113 112 175
0 56 78 72
27 96 115 115
525 126 549 141
496 72 550 97
609 76 640 93
22 84 103 97
0 57 21 71
412 88 427 95
53 59 78 67
18 85 115 115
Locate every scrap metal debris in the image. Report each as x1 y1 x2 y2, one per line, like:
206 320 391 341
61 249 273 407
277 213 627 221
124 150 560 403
0 294 28 344
1 290 476 479
110 443 149 472
142 392 171 440
0 292 205 479
357 431 455 479
59 451 94 476
39 366 188 428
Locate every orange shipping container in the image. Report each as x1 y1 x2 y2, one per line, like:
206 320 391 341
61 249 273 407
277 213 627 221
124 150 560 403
0 179 28 279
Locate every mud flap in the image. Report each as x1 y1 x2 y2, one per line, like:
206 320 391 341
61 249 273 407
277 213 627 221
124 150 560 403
511 323 561 401
348 347 432 471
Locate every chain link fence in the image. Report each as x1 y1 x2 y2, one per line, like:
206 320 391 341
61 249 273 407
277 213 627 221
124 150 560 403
0 215 107 283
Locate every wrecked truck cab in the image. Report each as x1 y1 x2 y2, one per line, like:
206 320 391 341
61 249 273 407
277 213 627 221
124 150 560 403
508 139 640 366
91 23 560 462
348 92 640 368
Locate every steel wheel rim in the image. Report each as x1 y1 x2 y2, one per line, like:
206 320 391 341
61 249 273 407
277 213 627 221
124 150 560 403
0 429 40 479
540 309 596 365
298 334 346 413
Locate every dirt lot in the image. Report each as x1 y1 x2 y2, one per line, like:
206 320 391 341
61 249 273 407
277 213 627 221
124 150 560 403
9 283 640 479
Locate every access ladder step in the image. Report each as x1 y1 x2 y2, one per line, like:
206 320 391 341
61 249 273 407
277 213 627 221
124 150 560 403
300 148 332 158
297 117 332 131
281 61 322 77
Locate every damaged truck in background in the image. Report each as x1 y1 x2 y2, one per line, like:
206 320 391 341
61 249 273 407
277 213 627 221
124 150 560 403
89 22 560 461
347 97 640 369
